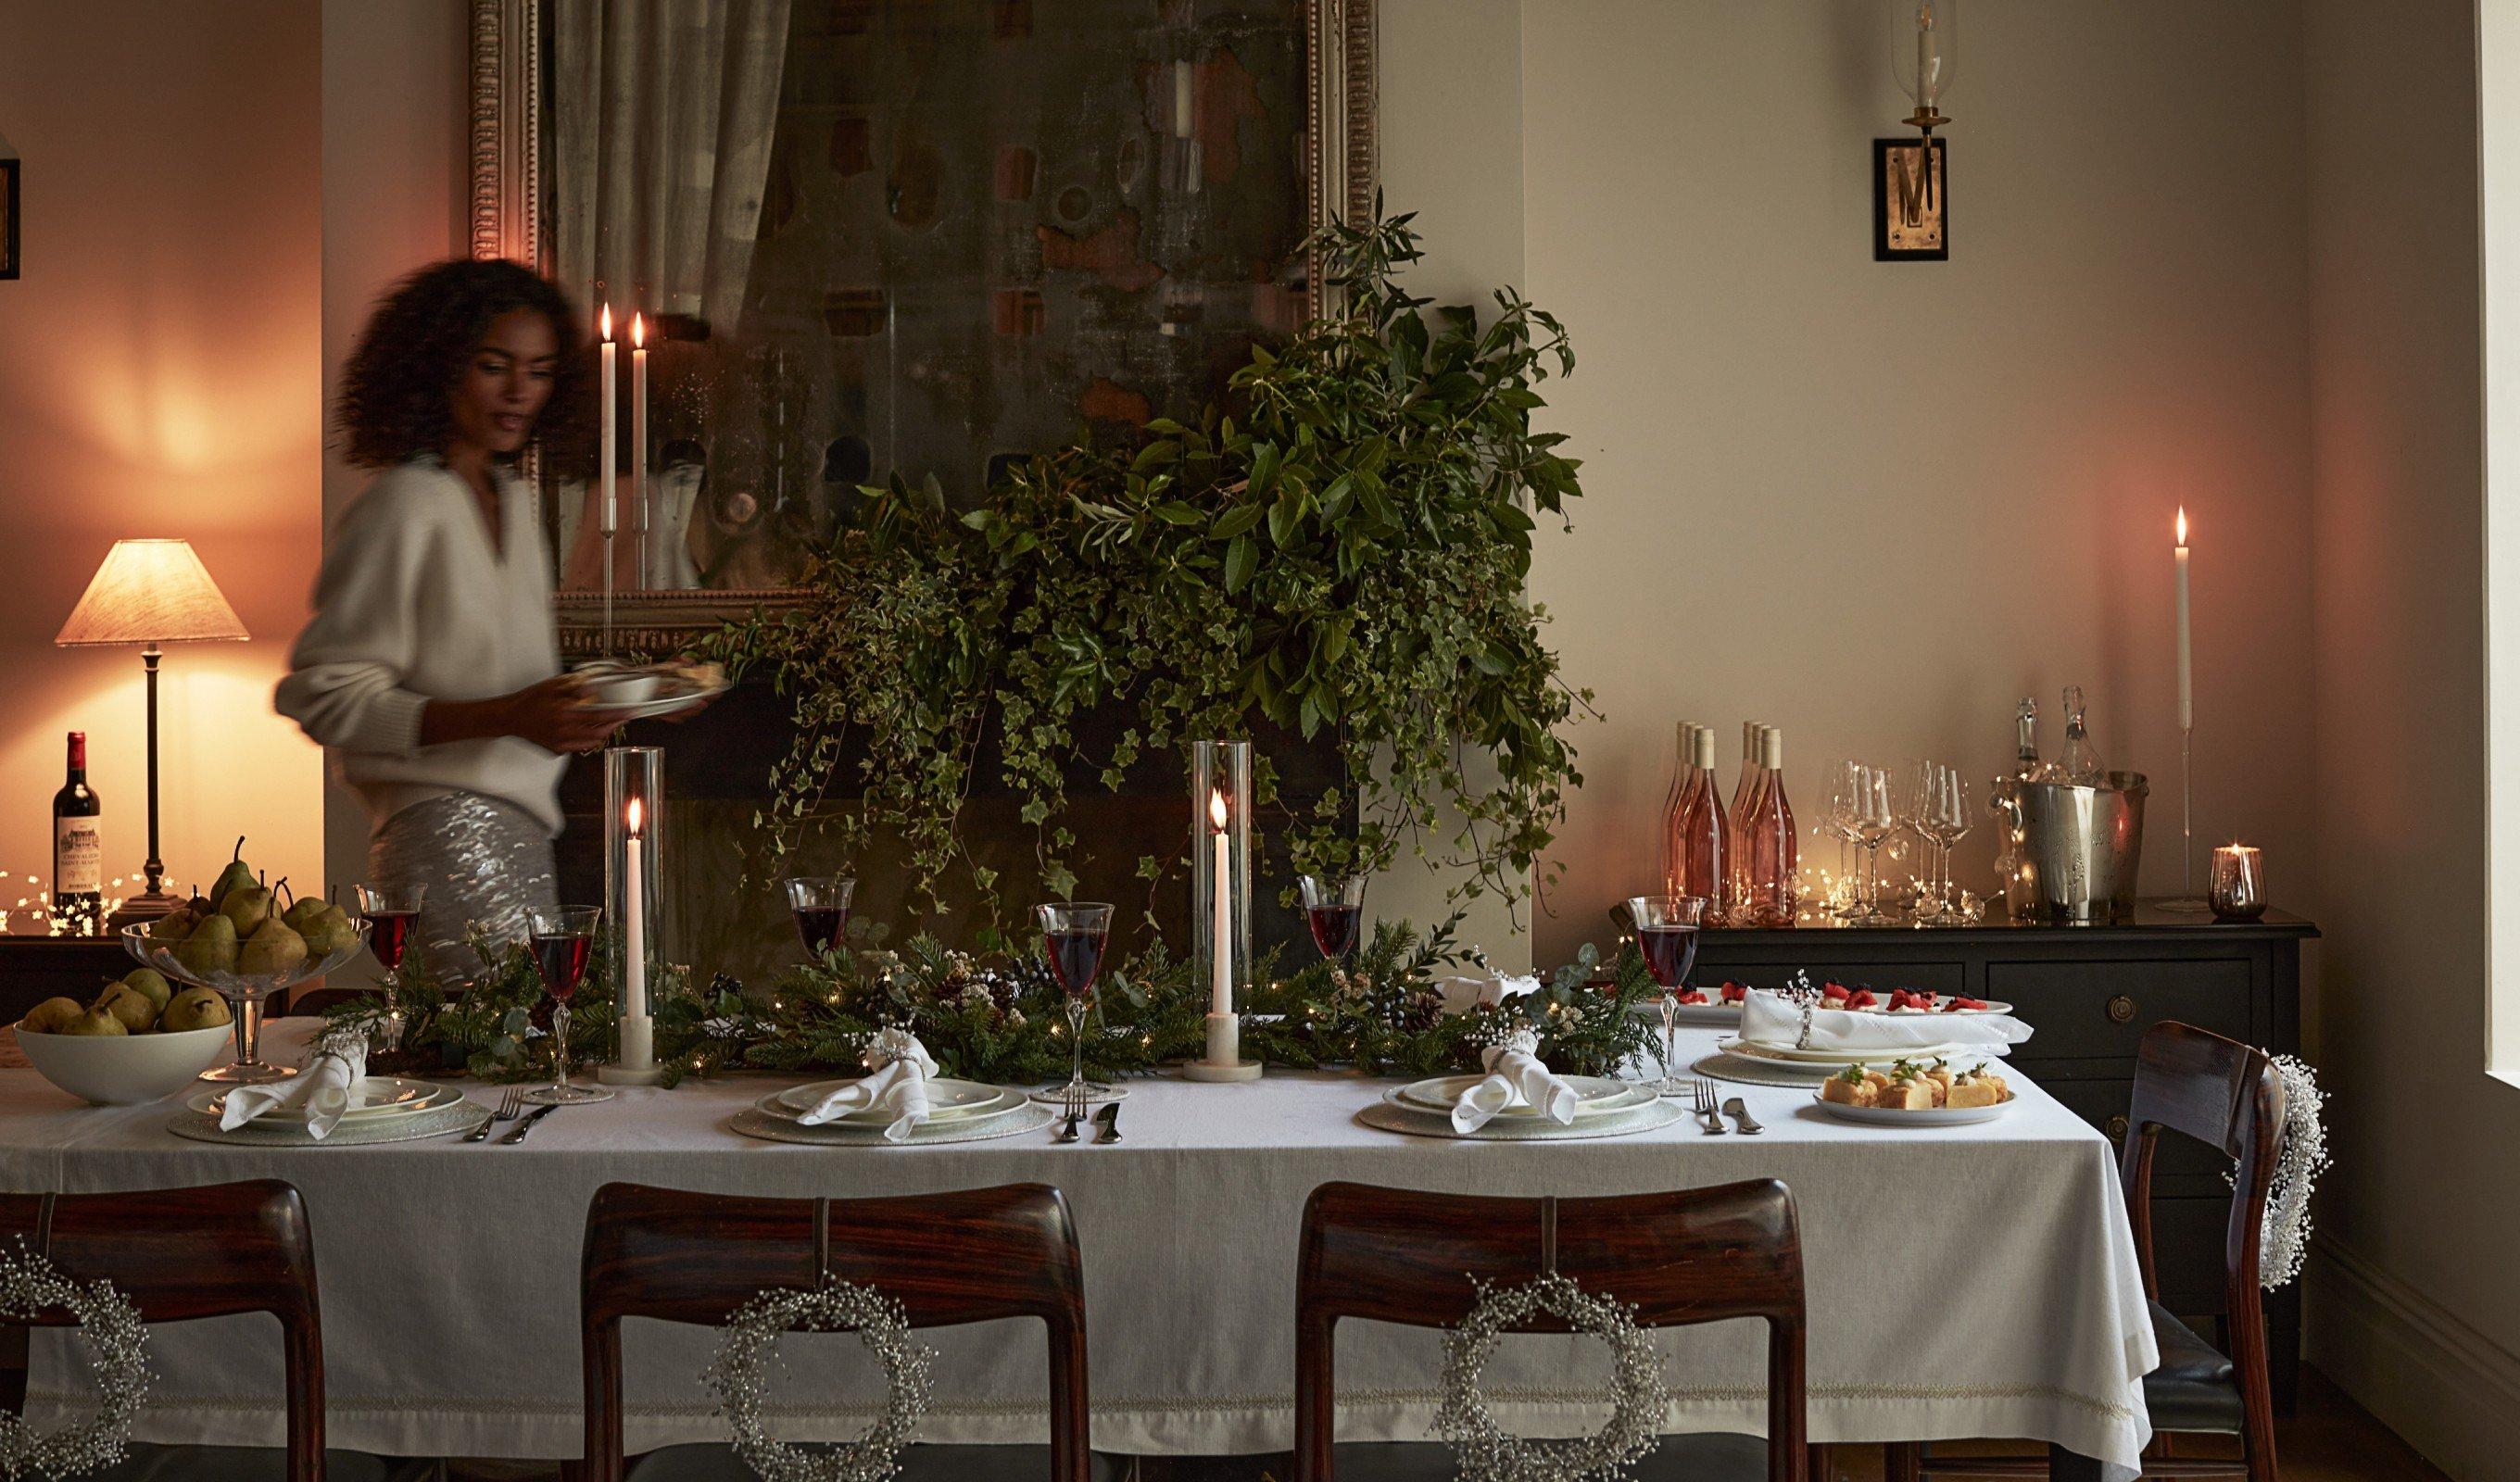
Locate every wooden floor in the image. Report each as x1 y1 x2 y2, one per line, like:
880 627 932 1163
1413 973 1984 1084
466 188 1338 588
446 1365 2452 1481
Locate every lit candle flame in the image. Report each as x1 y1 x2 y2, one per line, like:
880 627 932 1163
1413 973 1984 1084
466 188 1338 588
631 311 645 349
1208 787 1228 831
2175 506 2188 546
599 303 613 342
626 797 644 835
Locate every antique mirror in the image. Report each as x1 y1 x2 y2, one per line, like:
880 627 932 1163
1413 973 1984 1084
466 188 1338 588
471 0 1378 651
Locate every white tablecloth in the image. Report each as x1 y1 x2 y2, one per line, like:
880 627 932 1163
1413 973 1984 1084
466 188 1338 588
1 1021 2157 1469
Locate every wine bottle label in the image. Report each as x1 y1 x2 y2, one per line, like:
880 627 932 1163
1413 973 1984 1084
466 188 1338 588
54 818 101 895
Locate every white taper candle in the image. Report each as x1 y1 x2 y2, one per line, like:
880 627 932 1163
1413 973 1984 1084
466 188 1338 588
2174 507 2193 731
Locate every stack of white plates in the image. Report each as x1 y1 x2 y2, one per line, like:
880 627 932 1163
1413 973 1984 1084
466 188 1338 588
186 1077 468 1131
1713 1037 1972 1075
1381 1073 1657 1121
762 1077 1029 1126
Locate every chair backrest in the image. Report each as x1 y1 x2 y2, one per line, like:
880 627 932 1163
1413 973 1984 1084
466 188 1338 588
1295 1178 1808 1482
579 1180 1090 1482
0 1179 323 1482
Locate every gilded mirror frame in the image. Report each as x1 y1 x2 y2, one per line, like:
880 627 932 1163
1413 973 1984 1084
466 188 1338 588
467 0 1379 648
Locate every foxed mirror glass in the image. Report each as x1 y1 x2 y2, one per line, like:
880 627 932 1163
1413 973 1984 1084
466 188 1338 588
470 0 1377 645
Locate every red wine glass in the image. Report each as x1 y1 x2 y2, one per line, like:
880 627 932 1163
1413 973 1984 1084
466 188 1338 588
1297 874 1367 963
1625 894 1707 1096
783 876 856 959
353 883 425 975
1034 901 1114 1106
523 904 611 1105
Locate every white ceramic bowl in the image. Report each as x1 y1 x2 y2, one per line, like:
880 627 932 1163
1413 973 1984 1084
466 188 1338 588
17 1021 233 1105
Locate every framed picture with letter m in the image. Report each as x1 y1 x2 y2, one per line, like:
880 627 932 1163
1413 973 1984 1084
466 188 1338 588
0 151 18 280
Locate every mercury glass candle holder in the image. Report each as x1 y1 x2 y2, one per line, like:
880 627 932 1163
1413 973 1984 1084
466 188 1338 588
2208 844 2266 922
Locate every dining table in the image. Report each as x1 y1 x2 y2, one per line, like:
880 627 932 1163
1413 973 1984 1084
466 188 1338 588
0 1018 2158 1479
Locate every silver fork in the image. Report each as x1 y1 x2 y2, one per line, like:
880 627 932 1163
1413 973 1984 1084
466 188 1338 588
1053 1086 1085 1143
1692 1079 1728 1135
462 1087 525 1143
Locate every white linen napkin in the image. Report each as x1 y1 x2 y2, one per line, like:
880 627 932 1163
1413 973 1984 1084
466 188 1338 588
1435 971 1543 1017
220 1033 368 1140
1740 989 2033 1054
798 1030 941 1141
1451 1031 1581 1133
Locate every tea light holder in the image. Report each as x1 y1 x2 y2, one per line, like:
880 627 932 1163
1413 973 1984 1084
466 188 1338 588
2208 844 2266 923
597 746 668 1086
1185 739 1262 1082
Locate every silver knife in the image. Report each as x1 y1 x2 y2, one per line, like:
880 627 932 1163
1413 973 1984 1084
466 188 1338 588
1093 1101 1121 1144
500 1104 562 1144
1722 1097 1765 1136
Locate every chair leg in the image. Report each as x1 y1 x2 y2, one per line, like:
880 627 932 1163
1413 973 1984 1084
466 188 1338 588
1884 1441 1922 1482
1808 1441 1829 1481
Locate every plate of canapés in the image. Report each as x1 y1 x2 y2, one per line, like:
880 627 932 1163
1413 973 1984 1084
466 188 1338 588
1811 1059 2016 1126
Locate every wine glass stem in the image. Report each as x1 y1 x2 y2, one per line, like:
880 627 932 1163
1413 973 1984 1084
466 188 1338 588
233 994 262 1068
553 1003 573 1090
1660 994 1678 1086
1066 997 1088 1090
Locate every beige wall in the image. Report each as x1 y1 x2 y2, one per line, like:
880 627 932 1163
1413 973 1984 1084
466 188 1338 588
1516 0 2317 963
0 1 325 915
2307 3 2520 1476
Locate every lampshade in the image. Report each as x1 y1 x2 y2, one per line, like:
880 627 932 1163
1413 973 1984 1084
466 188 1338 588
56 539 247 647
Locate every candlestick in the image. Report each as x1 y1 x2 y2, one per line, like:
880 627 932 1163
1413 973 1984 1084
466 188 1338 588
598 746 667 1086
1185 740 1261 1082
2163 507 2210 911
598 304 616 654
1208 788 1231 1018
631 312 649 590
2174 506 2193 731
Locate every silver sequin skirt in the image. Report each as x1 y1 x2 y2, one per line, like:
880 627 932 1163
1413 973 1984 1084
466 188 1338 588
368 793 559 988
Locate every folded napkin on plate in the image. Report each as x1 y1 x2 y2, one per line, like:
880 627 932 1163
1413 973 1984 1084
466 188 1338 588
1451 1031 1581 1134
1740 989 2033 1055
1435 971 1543 1017
798 1030 941 1141
220 1032 368 1140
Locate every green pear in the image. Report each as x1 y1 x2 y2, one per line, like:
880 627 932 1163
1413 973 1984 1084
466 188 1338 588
173 912 238 977
184 888 214 918
221 882 276 938
238 916 309 976
159 987 230 1032
146 909 194 942
117 969 172 1014
281 895 330 933
19 997 83 1035
302 905 360 961
59 1009 127 1037
208 838 254 911
94 985 156 1033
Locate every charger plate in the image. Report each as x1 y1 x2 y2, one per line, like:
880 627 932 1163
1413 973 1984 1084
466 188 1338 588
1691 1052 1861 1089
169 1099 491 1147
1356 1097 1688 1142
731 1101 1055 1146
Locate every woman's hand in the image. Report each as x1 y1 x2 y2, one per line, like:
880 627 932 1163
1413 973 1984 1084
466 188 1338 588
421 673 617 754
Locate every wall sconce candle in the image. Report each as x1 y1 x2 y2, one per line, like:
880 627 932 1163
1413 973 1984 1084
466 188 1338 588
1875 1 1957 261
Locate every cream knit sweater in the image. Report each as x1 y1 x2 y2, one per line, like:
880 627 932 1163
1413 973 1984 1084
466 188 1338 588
277 457 568 838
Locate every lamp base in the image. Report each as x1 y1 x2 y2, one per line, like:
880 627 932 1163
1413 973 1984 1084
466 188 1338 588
107 889 183 930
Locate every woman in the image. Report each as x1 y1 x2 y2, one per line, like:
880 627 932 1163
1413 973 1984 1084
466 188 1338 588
280 258 616 985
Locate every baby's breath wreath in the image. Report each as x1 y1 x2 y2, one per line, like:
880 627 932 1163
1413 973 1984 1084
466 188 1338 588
702 1281 936 1482
1435 1272 1663 1482
0 1242 151 1480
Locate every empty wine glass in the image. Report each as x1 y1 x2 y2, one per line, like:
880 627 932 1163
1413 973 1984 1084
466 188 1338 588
1825 763 1866 920
1034 901 1116 1107
1625 894 1706 1096
784 876 856 960
1901 762 1943 921
1850 766 1897 923
1929 768 1972 916
1298 874 1367 963
523 905 611 1105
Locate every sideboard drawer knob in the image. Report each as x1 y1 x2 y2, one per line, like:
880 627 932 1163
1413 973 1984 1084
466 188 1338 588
2106 1114 2130 1144
2106 995 2136 1024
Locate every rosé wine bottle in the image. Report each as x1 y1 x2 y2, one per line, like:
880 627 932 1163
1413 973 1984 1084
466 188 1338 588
1674 724 1728 920
1739 725 1797 927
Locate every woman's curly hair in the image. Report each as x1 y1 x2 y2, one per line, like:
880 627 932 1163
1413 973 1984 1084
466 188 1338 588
335 258 589 470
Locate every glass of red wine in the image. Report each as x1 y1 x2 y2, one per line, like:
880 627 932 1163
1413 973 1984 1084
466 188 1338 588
783 876 857 960
523 904 612 1105
352 883 425 976
1625 894 1707 1096
1297 874 1367 963
1034 901 1115 1107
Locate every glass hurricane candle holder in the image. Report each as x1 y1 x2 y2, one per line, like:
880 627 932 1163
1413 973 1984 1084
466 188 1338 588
2208 844 2266 922
597 746 667 1086
1190 740 1253 1011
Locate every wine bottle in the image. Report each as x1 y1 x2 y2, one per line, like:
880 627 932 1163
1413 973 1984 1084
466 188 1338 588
1658 722 1697 898
1724 721 1760 917
2057 685 2105 784
1676 723 1729 918
52 731 102 936
1741 725 1797 926
2013 697 2042 781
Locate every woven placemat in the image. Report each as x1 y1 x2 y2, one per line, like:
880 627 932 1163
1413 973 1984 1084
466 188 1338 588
1690 1052 1841 1089
731 1101 1057 1147
168 1099 491 1147
1356 1096 1689 1141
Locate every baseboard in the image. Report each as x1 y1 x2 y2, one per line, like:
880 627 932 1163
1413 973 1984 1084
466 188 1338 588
2307 1237 2520 1481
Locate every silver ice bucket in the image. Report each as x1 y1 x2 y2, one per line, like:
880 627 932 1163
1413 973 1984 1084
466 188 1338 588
1993 771 2148 924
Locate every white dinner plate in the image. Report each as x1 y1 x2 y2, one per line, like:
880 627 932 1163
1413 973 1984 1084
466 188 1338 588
750 1088 1033 1131
1719 1036 1971 1067
1392 1074 1653 1118
767 1078 1021 1124
586 680 728 723
1810 1089 2016 1126
187 1078 462 1124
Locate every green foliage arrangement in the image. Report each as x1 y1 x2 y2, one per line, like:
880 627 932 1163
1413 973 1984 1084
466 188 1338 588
709 212 1591 923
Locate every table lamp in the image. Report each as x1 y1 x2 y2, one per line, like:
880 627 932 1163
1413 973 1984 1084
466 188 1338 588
56 539 247 925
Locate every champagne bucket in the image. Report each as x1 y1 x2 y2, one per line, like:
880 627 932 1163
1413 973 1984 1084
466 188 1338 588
1993 772 2148 924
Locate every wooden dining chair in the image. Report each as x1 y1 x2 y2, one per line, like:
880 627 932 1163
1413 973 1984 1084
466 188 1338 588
1294 1178 1809 1482
1885 1021 2287 1482
580 1181 1098 1482
0 1178 424 1482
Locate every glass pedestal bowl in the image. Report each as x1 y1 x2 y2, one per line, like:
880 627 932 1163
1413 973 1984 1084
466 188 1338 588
120 922 370 1085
